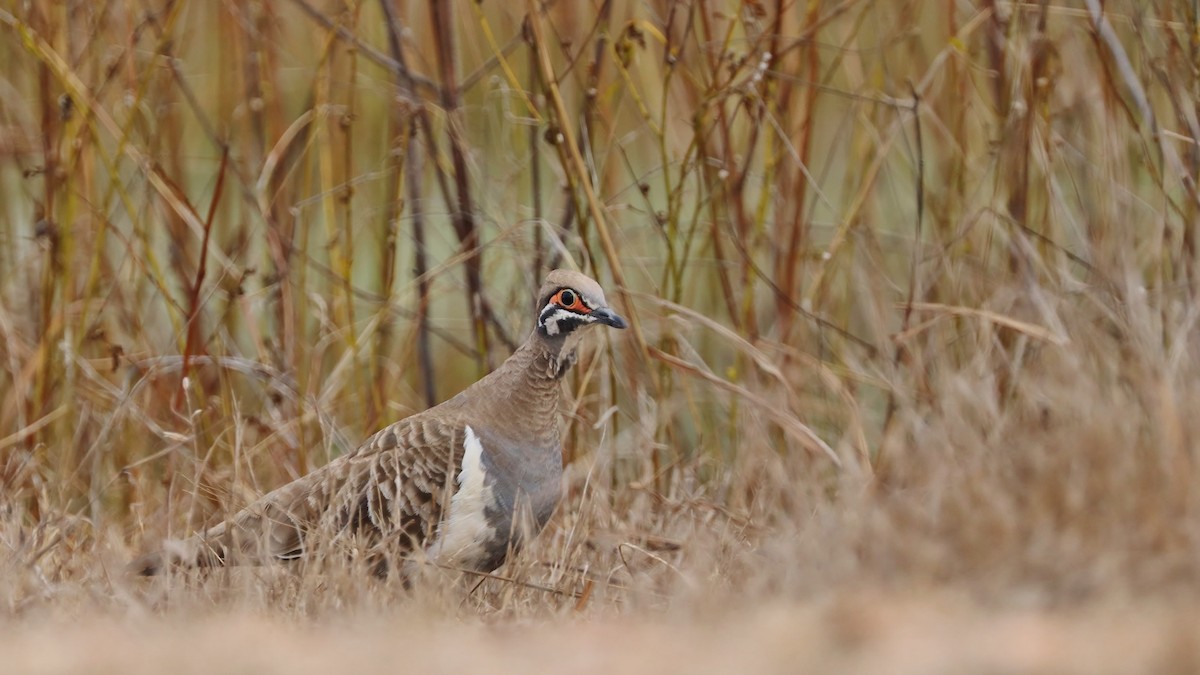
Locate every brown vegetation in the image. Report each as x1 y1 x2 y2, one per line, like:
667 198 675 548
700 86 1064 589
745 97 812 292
2 0 1200 668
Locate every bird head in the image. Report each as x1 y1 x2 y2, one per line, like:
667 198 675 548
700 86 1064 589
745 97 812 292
535 269 627 355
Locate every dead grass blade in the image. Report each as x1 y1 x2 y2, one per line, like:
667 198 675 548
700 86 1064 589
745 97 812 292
897 302 1070 346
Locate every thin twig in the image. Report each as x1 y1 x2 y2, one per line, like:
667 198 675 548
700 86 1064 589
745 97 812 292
877 86 923 474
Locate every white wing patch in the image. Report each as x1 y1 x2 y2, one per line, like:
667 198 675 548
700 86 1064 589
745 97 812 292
426 425 495 566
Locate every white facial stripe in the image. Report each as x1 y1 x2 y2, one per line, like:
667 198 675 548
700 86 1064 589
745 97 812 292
427 425 495 565
540 304 596 336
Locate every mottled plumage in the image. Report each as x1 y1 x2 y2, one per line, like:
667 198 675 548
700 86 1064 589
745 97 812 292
133 269 626 577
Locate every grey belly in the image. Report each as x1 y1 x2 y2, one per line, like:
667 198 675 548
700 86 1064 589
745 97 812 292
472 448 562 571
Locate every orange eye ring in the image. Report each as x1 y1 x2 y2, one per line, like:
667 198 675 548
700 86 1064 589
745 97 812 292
554 288 590 313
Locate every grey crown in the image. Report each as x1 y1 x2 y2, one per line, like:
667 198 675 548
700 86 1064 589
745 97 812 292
133 269 627 577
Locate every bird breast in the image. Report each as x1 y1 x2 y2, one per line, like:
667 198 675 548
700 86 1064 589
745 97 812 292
424 425 562 572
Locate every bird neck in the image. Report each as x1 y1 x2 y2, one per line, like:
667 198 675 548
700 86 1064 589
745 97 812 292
457 332 571 448
507 330 576 394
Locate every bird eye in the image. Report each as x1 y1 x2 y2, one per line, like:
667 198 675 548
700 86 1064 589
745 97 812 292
554 288 590 313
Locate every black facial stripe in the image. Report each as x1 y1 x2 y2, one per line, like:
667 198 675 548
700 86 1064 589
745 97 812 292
538 305 589 337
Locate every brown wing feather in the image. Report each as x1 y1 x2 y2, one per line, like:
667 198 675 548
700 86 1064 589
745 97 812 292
132 413 467 576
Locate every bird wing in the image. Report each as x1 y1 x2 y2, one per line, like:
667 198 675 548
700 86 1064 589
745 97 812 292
133 413 468 575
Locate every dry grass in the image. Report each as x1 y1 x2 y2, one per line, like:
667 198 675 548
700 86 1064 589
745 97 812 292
2 0 1200 669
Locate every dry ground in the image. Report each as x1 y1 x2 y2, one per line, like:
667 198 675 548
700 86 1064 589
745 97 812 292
4 594 1200 674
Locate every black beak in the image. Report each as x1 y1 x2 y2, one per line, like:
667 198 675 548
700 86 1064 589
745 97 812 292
591 307 628 329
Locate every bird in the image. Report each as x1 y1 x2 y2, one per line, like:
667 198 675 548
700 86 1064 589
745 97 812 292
132 269 627 578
